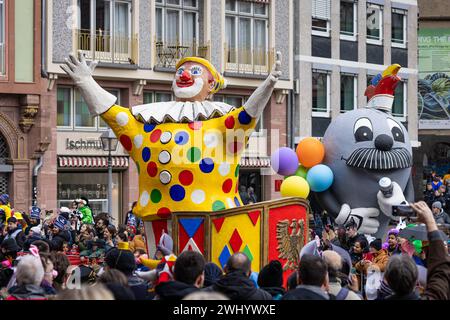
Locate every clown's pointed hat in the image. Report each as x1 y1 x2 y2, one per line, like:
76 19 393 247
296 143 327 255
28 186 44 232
365 64 402 113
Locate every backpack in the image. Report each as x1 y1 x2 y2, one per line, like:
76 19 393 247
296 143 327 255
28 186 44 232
335 287 349 300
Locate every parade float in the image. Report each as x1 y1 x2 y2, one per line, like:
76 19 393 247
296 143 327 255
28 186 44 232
61 52 309 277
61 46 413 276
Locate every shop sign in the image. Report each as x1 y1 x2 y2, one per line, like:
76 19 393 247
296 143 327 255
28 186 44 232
66 138 103 150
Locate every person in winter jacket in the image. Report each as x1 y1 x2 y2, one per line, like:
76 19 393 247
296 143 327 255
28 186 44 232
384 201 450 300
23 206 41 236
6 254 47 300
431 201 450 228
104 243 150 300
355 239 389 274
257 260 286 300
424 183 435 207
0 194 12 225
3 217 25 249
204 252 271 300
49 215 71 252
386 229 401 256
155 251 205 300
23 226 43 251
76 197 94 225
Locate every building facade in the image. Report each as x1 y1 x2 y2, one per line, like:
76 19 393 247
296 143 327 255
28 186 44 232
44 0 294 222
0 0 56 213
417 0 450 195
293 0 420 197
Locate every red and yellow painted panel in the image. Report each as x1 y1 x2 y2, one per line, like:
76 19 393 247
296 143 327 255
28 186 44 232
211 210 261 272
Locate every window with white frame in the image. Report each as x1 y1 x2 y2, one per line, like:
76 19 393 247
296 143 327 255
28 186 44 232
155 0 199 46
366 3 383 45
393 81 407 119
77 0 132 62
340 0 357 40
392 8 407 48
0 0 5 76
225 0 269 68
312 0 331 37
57 87 120 130
340 74 357 112
143 91 173 104
312 71 331 116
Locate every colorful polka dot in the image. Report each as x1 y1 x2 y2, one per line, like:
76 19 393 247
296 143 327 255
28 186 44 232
151 129 162 143
191 190 206 204
139 191 149 207
159 151 171 164
150 189 162 203
160 132 172 144
141 147 151 162
235 165 240 177
144 123 156 133
219 163 231 176
212 200 226 211
227 198 235 208
119 135 132 151
175 131 189 145
225 116 235 129
134 135 143 149
222 179 233 193
238 110 252 125
170 185 186 202
234 197 241 207
159 171 172 185
179 170 194 186
147 162 158 177
187 147 201 163
188 122 203 130
204 133 219 148
116 112 129 126
199 158 215 173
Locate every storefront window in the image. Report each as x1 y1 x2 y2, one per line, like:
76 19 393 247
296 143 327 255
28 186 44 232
238 170 262 205
57 172 121 224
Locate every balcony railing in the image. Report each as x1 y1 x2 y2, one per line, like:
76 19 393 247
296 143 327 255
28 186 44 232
76 29 138 65
154 39 209 69
225 44 274 76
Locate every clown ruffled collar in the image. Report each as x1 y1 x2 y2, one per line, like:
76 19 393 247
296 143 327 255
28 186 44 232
131 100 236 124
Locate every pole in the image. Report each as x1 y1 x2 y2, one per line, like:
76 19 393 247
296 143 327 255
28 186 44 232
108 148 112 216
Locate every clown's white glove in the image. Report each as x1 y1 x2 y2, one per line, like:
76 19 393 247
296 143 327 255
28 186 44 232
244 51 282 119
377 181 407 219
335 204 380 235
60 52 116 116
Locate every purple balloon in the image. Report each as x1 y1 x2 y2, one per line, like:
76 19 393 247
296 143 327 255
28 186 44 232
271 147 299 176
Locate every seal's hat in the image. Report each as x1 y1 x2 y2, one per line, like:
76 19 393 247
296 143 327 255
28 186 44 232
365 64 402 113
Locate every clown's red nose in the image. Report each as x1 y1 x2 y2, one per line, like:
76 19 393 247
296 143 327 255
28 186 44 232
180 70 191 81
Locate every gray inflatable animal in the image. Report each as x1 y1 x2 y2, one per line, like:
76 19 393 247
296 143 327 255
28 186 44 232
315 65 414 238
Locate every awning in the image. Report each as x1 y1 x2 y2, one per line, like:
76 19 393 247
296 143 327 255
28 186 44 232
240 157 271 168
58 156 129 168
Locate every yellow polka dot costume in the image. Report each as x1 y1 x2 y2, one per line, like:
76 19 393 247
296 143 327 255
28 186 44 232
102 105 256 220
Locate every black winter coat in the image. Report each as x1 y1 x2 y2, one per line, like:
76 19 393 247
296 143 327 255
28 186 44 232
155 280 199 300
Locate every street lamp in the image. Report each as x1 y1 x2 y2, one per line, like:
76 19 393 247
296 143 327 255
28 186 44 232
100 128 118 216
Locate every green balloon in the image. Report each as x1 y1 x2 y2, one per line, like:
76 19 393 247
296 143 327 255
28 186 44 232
284 165 309 180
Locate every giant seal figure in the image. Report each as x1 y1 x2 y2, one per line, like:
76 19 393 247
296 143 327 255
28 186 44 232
315 64 414 238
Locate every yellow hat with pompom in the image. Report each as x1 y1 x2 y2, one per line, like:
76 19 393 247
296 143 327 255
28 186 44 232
176 57 226 94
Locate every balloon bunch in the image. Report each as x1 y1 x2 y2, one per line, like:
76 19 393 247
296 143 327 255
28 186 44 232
271 138 334 199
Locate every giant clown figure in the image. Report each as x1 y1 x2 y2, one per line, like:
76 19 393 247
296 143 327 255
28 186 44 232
61 52 282 221
316 64 414 238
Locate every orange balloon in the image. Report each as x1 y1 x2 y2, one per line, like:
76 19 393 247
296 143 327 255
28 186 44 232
296 137 325 168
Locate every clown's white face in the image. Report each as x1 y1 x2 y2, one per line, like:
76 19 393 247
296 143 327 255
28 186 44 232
172 62 215 101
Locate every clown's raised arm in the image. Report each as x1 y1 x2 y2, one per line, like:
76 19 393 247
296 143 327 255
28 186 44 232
60 53 117 116
244 51 282 119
